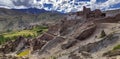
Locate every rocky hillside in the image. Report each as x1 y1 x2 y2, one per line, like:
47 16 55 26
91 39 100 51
0 8 64 33
0 6 120 59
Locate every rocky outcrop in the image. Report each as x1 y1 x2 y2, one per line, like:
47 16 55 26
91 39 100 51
60 23 96 49
31 38 46 51
38 33 55 41
75 23 96 40
0 32 55 54
61 39 77 50
0 36 27 54
47 19 81 36
30 33 55 51
59 19 81 36
39 37 65 54
103 50 120 57
78 33 119 53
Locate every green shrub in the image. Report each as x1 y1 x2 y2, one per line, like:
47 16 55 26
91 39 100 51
100 30 106 38
50 56 56 59
113 44 120 50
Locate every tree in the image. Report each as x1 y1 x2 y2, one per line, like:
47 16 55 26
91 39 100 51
100 30 106 38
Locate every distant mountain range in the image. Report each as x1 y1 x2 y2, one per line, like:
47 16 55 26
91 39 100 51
12 8 50 14
12 8 64 14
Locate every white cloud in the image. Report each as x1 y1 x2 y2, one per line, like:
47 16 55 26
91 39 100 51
0 0 14 7
91 0 120 10
0 0 119 13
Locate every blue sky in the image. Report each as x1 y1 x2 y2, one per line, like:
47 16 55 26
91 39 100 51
96 0 108 3
0 0 120 13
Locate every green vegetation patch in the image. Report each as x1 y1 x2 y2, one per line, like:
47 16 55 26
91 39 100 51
0 25 48 44
99 30 106 38
113 44 120 50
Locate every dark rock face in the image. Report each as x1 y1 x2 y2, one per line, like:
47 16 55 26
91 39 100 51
31 38 46 51
38 33 55 41
61 40 77 50
75 23 96 40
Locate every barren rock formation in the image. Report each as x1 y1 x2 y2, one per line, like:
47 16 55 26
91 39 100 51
61 39 77 50
39 37 65 54
75 22 96 40
78 33 119 53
